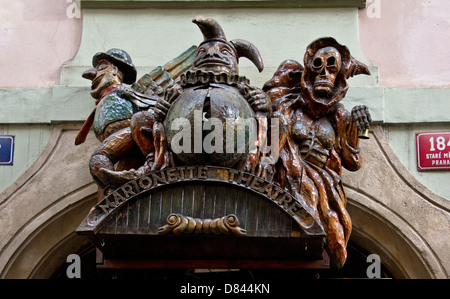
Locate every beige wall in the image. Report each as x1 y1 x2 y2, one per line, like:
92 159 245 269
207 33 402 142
0 0 82 88
3 0 450 89
359 0 450 88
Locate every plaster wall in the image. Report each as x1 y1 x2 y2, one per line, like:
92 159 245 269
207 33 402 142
358 0 450 88
2 0 450 89
383 123 450 199
0 0 82 88
60 7 371 89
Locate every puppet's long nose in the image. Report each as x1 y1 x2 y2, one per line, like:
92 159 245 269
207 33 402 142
82 67 97 80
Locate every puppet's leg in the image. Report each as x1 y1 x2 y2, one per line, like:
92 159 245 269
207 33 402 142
90 127 140 192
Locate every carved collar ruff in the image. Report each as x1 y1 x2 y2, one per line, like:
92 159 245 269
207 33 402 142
98 84 122 103
179 70 250 88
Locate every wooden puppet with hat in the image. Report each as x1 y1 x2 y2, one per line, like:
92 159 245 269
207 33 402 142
76 47 194 196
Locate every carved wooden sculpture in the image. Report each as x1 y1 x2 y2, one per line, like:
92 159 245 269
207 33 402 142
77 47 196 195
77 18 372 270
78 16 271 194
163 16 271 171
76 49 155 192
265 37 372 268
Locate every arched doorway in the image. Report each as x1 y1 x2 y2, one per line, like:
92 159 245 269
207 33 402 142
0 187 432 279
48 240 392 279
1 125 447 279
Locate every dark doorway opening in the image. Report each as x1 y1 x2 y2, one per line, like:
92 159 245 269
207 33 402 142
51 241 393 280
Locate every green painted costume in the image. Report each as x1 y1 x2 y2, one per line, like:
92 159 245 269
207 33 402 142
93 87 136 138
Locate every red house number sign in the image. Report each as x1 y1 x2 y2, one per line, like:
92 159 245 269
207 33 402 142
416 132 450 171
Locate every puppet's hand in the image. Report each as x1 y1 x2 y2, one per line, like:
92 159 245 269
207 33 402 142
239 84 271 113
351 105 372 132
153 85 183 122
152 98 170 122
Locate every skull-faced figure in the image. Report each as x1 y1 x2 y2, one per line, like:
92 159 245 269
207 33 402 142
310 47 342 97
268 37 372 268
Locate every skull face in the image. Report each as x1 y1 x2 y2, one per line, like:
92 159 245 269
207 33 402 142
310 47 342 97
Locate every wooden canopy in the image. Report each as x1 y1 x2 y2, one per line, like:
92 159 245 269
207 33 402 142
76 166 328 269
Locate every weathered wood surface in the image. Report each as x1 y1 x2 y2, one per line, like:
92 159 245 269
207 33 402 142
99 182 294 238
77 166 325 236
80 181 325 262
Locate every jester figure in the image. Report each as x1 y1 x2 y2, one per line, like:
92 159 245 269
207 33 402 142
264 37 372 268
159 16 271 172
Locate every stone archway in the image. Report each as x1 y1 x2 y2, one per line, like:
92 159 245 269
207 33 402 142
0 124 448 278
348 198 432 279
13 198 95 279
343 125 449 279
0 124 98 279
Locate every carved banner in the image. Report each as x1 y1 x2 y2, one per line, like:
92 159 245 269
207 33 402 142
77 165 324 236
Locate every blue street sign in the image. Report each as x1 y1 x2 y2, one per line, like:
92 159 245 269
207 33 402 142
0 135 15 165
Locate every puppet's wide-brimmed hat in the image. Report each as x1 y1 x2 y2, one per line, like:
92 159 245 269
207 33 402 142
92 48 137 84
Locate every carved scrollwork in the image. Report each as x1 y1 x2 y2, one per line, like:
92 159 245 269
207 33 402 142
158 213 247 236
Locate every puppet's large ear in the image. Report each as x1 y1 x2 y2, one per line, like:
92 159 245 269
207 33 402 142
231 39 264 73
